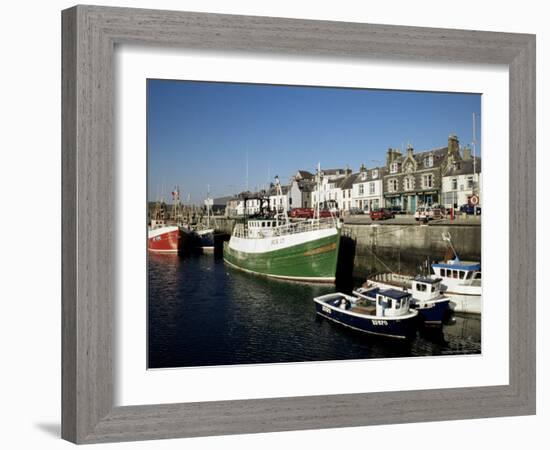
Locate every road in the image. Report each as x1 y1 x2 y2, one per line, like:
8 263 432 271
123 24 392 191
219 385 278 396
343 214 481 226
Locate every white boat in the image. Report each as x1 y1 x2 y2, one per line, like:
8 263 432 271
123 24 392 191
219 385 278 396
370 232 481 314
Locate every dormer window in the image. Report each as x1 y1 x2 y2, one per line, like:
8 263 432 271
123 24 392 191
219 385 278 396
424 156 434 167
361 172 367 181
372 169 378 179
390 162 399 174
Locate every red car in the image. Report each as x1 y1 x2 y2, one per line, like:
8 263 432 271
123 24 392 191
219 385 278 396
290 208 314 218
370 208 395 221
289 208 336 219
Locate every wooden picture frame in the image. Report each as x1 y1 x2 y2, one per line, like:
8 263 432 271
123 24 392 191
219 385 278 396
62 5 536 444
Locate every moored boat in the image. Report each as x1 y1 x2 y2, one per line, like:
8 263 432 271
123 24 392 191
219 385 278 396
367 232 481 314
314 290 418 339
355 276 451 324
223 174 341 283
195 188 217 252
148 222 182 253
148 186 196 254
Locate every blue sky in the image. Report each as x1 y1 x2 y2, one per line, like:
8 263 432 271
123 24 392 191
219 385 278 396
147 79 481 203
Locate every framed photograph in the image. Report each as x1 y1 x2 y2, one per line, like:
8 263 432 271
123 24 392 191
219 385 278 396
62 5 535 444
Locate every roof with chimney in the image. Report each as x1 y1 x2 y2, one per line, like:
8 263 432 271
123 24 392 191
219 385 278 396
297 179 316 192
295 170 314 180
321 168 349 176
353 166 387 183
444 157 481 176
339 173 359 190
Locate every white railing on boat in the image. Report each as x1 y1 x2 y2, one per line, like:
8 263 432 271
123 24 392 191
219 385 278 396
232 219 337 239
372 272 413 287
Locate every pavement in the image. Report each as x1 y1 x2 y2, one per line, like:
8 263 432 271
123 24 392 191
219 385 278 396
343 214 481 226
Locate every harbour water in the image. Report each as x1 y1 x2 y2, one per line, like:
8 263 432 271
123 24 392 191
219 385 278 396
148 251 481 368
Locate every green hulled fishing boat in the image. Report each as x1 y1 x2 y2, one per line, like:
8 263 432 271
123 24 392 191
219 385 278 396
223 175 341 283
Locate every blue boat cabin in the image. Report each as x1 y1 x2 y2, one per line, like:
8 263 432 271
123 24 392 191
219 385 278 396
375 289 412 317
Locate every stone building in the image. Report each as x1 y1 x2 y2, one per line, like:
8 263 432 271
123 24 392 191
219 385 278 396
382 135 463 212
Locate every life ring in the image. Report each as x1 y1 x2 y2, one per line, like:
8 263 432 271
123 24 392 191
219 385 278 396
470 195 479 205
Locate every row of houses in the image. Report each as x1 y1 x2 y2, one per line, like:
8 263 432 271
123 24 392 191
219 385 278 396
215 134 481 216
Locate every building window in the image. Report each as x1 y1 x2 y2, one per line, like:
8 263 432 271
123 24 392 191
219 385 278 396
404 177 414 191
424 155 433 167
369 182 375 195
388 179 398 192
422 174 433 189
361 172 367 181
359 184 364 195
467 176 474 188
372 169 378 179
390 162 399 174
452 178 458 190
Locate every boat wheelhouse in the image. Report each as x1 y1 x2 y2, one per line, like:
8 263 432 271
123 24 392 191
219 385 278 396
314 289 418 339
431 259 481 295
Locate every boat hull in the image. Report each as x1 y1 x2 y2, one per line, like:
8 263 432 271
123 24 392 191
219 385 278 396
223 228 340 282
413 298 451 324
447 294 481 314
197 229 215 251
148 226 181 253
314 300 417 339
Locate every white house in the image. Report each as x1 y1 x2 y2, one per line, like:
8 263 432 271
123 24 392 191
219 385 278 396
313 168 350 210
338 173 358 212
352 165 385 211
268 184 291 212
288 171 315 209
441 153 482 209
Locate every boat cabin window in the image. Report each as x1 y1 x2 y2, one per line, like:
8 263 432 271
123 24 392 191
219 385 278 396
474 272 482 280
459 271 465 279
466 271 473 279
452 270 458 278
416 283 427 292
431 285 436 292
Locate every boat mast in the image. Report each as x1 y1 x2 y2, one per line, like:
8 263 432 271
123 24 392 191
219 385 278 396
274 175 289 227
316 162 321 222
206 184 210 228
472 112 477 194
442 231 460 261
172 185 180 224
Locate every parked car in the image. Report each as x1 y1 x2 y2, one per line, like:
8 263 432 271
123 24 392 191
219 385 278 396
459 204 482 215
414 206 446 221
290 208 314 218
388 205 405 215
370 208 395 220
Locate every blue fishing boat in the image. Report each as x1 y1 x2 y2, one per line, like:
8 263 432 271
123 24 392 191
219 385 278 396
354 277 451 325
314 289 418 339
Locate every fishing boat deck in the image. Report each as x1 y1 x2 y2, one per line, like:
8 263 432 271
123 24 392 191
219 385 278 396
350 305 377 315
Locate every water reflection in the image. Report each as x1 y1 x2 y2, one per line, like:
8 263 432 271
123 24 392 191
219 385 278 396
148 254 481 368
